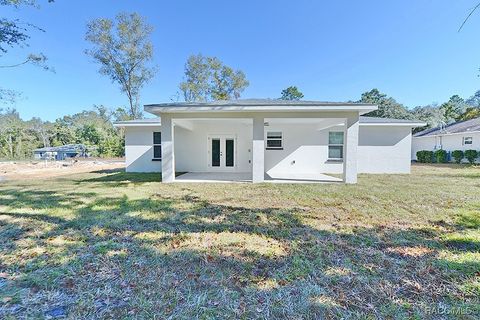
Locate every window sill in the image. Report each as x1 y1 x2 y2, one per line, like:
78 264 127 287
266 148 283 150
152 158 162 161
326 159 343 163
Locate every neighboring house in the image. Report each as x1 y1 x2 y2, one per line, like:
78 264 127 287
114 99 425 184
412 117 480 161
33 144 89 161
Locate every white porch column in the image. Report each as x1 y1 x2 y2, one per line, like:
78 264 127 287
161 114 175 183
343 113 359 184
252 116 265 183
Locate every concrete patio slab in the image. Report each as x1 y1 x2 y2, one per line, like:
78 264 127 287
175 172 252 183
175 172 341 183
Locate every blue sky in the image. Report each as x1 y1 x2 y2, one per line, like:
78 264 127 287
2 0 480 121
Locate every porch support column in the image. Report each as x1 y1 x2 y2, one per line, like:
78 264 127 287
252 116 265 183
343 113 359 184
161 114 175 183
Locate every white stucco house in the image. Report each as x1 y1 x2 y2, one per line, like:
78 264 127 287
412 117 480 161
114 99 425 184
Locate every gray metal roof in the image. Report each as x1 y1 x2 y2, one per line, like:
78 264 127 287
34 144 87 153
145 99 376 108
414 117 480 137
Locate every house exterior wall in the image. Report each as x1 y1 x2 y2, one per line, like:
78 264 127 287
412 132 480 161
440 132 480 152
264 123 344 175
357 126 412 173
411 136 437 160
124 126 162 172
123 121 414 175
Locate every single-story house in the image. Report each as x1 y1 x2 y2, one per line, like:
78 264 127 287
412 117 480 161
114 99 425 184
33 144 89 161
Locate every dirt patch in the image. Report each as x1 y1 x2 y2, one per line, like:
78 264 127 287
0 159 125 180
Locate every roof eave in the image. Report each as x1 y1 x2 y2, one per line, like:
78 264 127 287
414 129 480 138
361 122 427 127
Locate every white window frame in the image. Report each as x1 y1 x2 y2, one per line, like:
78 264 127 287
328 131 344 160
266 131 283 150
463 136 473 145
153 131 162 160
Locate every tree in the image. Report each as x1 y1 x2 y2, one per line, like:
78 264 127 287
51 120 75 146
359 89 412 119
466 90 480 107
0 108 22 158
456 90 480 121
457 107 480 121
76 124 101 145
0 0 53 63
28 117 52 147
410 104 444 133
1 0 54 52
179 54 249 102
280 86 304 100
0 108 40 159
1 0 53 103
0 53 50 70
440 95 467 123
85 12 156 119
179 55 210 102
208 57 249 101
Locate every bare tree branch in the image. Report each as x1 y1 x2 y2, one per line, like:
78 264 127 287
458 2 480 32
0 53 53 71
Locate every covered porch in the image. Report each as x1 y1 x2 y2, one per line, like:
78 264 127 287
157 110 363 184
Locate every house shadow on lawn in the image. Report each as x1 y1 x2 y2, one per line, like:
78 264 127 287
85 169 162 184
0 186 479 319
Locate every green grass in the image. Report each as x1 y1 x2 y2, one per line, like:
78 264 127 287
0 164 479 319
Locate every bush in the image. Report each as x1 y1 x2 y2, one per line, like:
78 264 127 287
451 150 464 164
434 149 448 163
464 150 479 164
416 150 434 163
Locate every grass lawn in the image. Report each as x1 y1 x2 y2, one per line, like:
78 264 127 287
0 164 479 319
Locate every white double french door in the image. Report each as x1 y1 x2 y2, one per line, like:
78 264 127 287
207 135 236 171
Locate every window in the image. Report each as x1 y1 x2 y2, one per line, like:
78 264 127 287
153 132 161 160
463 137 473 145
266 131 283 149
328 131 344 160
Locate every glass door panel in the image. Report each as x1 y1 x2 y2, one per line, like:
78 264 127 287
211 139 220 167
225 139 234 167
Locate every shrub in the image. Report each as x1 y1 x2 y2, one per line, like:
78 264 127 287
416 150 434 163
416 150 425 163
434 149 448 163
451 150 464 164
464 150 479 164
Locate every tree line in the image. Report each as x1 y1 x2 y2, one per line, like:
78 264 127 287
0 106 125 159
3 85 479 159
358 88 480 132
